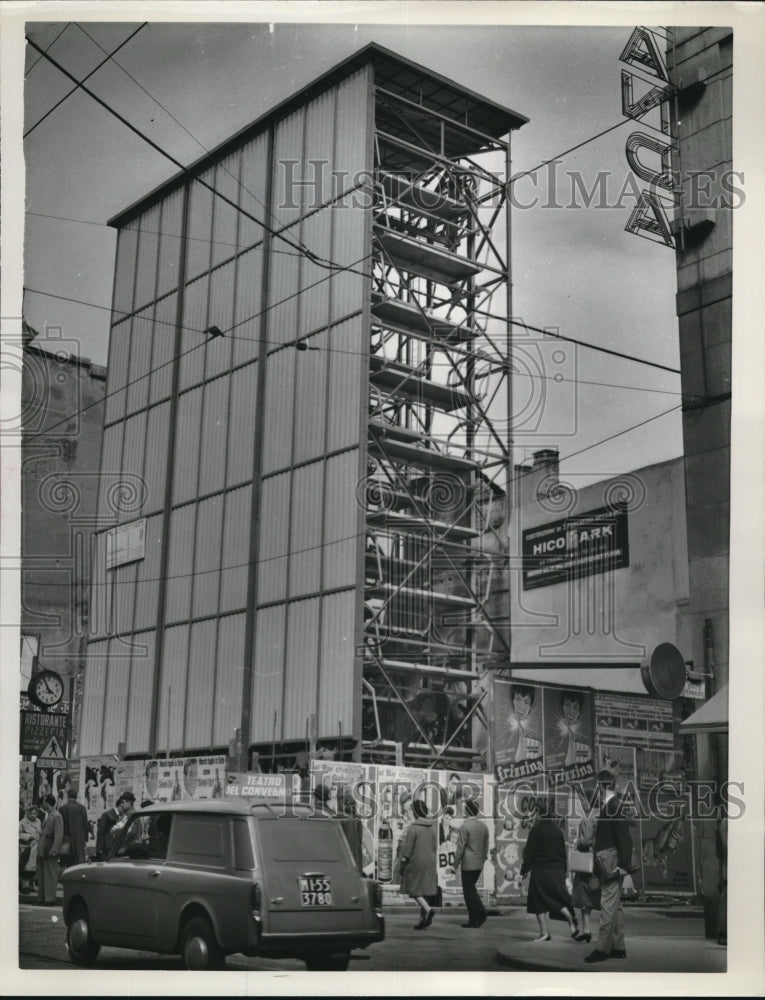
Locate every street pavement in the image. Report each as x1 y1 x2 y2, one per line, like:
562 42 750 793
17 893 725 974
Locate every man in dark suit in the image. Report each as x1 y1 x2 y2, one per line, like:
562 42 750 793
59 787 89 866
585 769 633 964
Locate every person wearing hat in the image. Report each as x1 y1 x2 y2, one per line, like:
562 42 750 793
95 792 134 860
585 770 633 964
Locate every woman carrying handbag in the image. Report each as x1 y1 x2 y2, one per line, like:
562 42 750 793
570 813 600 942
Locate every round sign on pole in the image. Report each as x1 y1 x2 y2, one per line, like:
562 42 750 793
641 643 687 700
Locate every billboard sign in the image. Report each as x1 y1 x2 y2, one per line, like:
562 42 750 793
522 504 629 590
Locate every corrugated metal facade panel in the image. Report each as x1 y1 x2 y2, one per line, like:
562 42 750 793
257 472 290 604
323 448 361 590
293 327 327 464
125 630 155 753
299 208 332 335
126 309 153 416
165 503 195 624
330 190 366 323
172 387 203 503
157 624 189 753
220 486 251 612
112 221 139 318
283 597 320 738
250 603 286 741
157 188 184 298
205 261 236 380
79 640 108 755
179 275 208 391
272 106 305 229
186 168 215 281
289 461 323 597
334 67 370 192
198 375 229 496
102 637 130 749
134 204 160 310
238 132 269 249
89 532 111 641
105 320 130 424
227 362 257 486
318 589 356 738
192 495 224 619
150 293 178 403
266 227 301 349
232 247 262 367
327 318 365 451
98 422 124 521
120 411 147 522
213 613 246 744
143 402 170 515
302 87 336 212
212 151 242 269
262 348 294 473
110 560 137 635
133 513 163 631
185 618 217 746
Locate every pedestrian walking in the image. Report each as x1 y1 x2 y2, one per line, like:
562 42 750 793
452 799 489 928
36 794 63 906
19 806 41 894
520 797 579 942
585 769 633 964
398 798 438 930
571 812 599 942
58 787 90 866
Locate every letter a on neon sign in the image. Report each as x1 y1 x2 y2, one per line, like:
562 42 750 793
620 26 669 82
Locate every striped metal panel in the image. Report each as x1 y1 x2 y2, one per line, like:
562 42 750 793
198 375 229 496
323 448 361 590
102 636 131 749
250 603 286 742
125 630 155 753
184 618 218 746
172 386 203 503
330 189 366 324
179 274 209 391
265 226 300 350
157 188 185 298
149 293 178 403
133 513 163 631
293 327 328 464
186 168 215 281
165 503 196 624
326 317 365 451
220 486 251 612
334 67 370 194
192 494 224 619
283 596 320 739
212 151 242 269
112 222 139 319
231 247 262 367
318 588 356 738
105 320 130 425
226 362 257 486
143 401 170 515
262 348 295 473
298 208 332 335
272 105 305 230
79 640 108 755
88 532 111 641
156 624 190 754
289 461 323 598
126 308 154 416
134 204 160 311
205 261 236 380
98 422 124 521
302 86 336 212
256 472 290 604
213 613 246 744
120 411 147 523
238 132 269 249
110 560 137 636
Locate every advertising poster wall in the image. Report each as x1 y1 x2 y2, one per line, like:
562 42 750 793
78 757 143 854
542 686 595 786
19 762 35 812
142 755 227 802
312 760 376 876
434 770 492 898
492 779 543 899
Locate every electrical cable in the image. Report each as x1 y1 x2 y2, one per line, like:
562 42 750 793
24 23 70 78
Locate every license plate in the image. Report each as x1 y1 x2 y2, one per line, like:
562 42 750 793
298 875 333 906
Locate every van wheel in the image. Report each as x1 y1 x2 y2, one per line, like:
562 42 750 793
66 905 101 966
304 951 350 971
181 915 225 970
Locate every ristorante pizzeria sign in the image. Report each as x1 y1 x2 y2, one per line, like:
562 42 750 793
522 505 629 591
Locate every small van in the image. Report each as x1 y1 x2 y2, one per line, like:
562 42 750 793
62 798 385 970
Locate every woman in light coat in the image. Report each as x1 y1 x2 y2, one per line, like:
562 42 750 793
19 806 41 893
398 798 438 930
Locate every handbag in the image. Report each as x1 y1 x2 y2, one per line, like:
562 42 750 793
568 848 594 875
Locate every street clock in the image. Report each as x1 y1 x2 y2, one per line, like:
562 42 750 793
27 669 65 709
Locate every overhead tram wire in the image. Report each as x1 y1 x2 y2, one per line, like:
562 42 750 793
24 35 369 282
24 24 148 138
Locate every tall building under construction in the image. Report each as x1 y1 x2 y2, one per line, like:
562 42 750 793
79 44 527 769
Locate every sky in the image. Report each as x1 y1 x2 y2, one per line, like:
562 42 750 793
18 15 686 484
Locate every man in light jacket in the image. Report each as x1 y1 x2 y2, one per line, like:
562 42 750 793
452 798 489 928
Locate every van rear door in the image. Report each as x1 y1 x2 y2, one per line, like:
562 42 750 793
257 816 365 935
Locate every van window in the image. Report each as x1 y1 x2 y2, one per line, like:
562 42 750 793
259 818 349 862
171 815 226 866
232 818 255 870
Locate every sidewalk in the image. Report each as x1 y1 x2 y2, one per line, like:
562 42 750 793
495 905 727 973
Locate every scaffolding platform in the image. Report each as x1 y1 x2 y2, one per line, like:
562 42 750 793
369 355 472 411
375 223 482 284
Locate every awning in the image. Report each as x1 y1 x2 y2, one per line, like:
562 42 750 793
679 684 728 734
